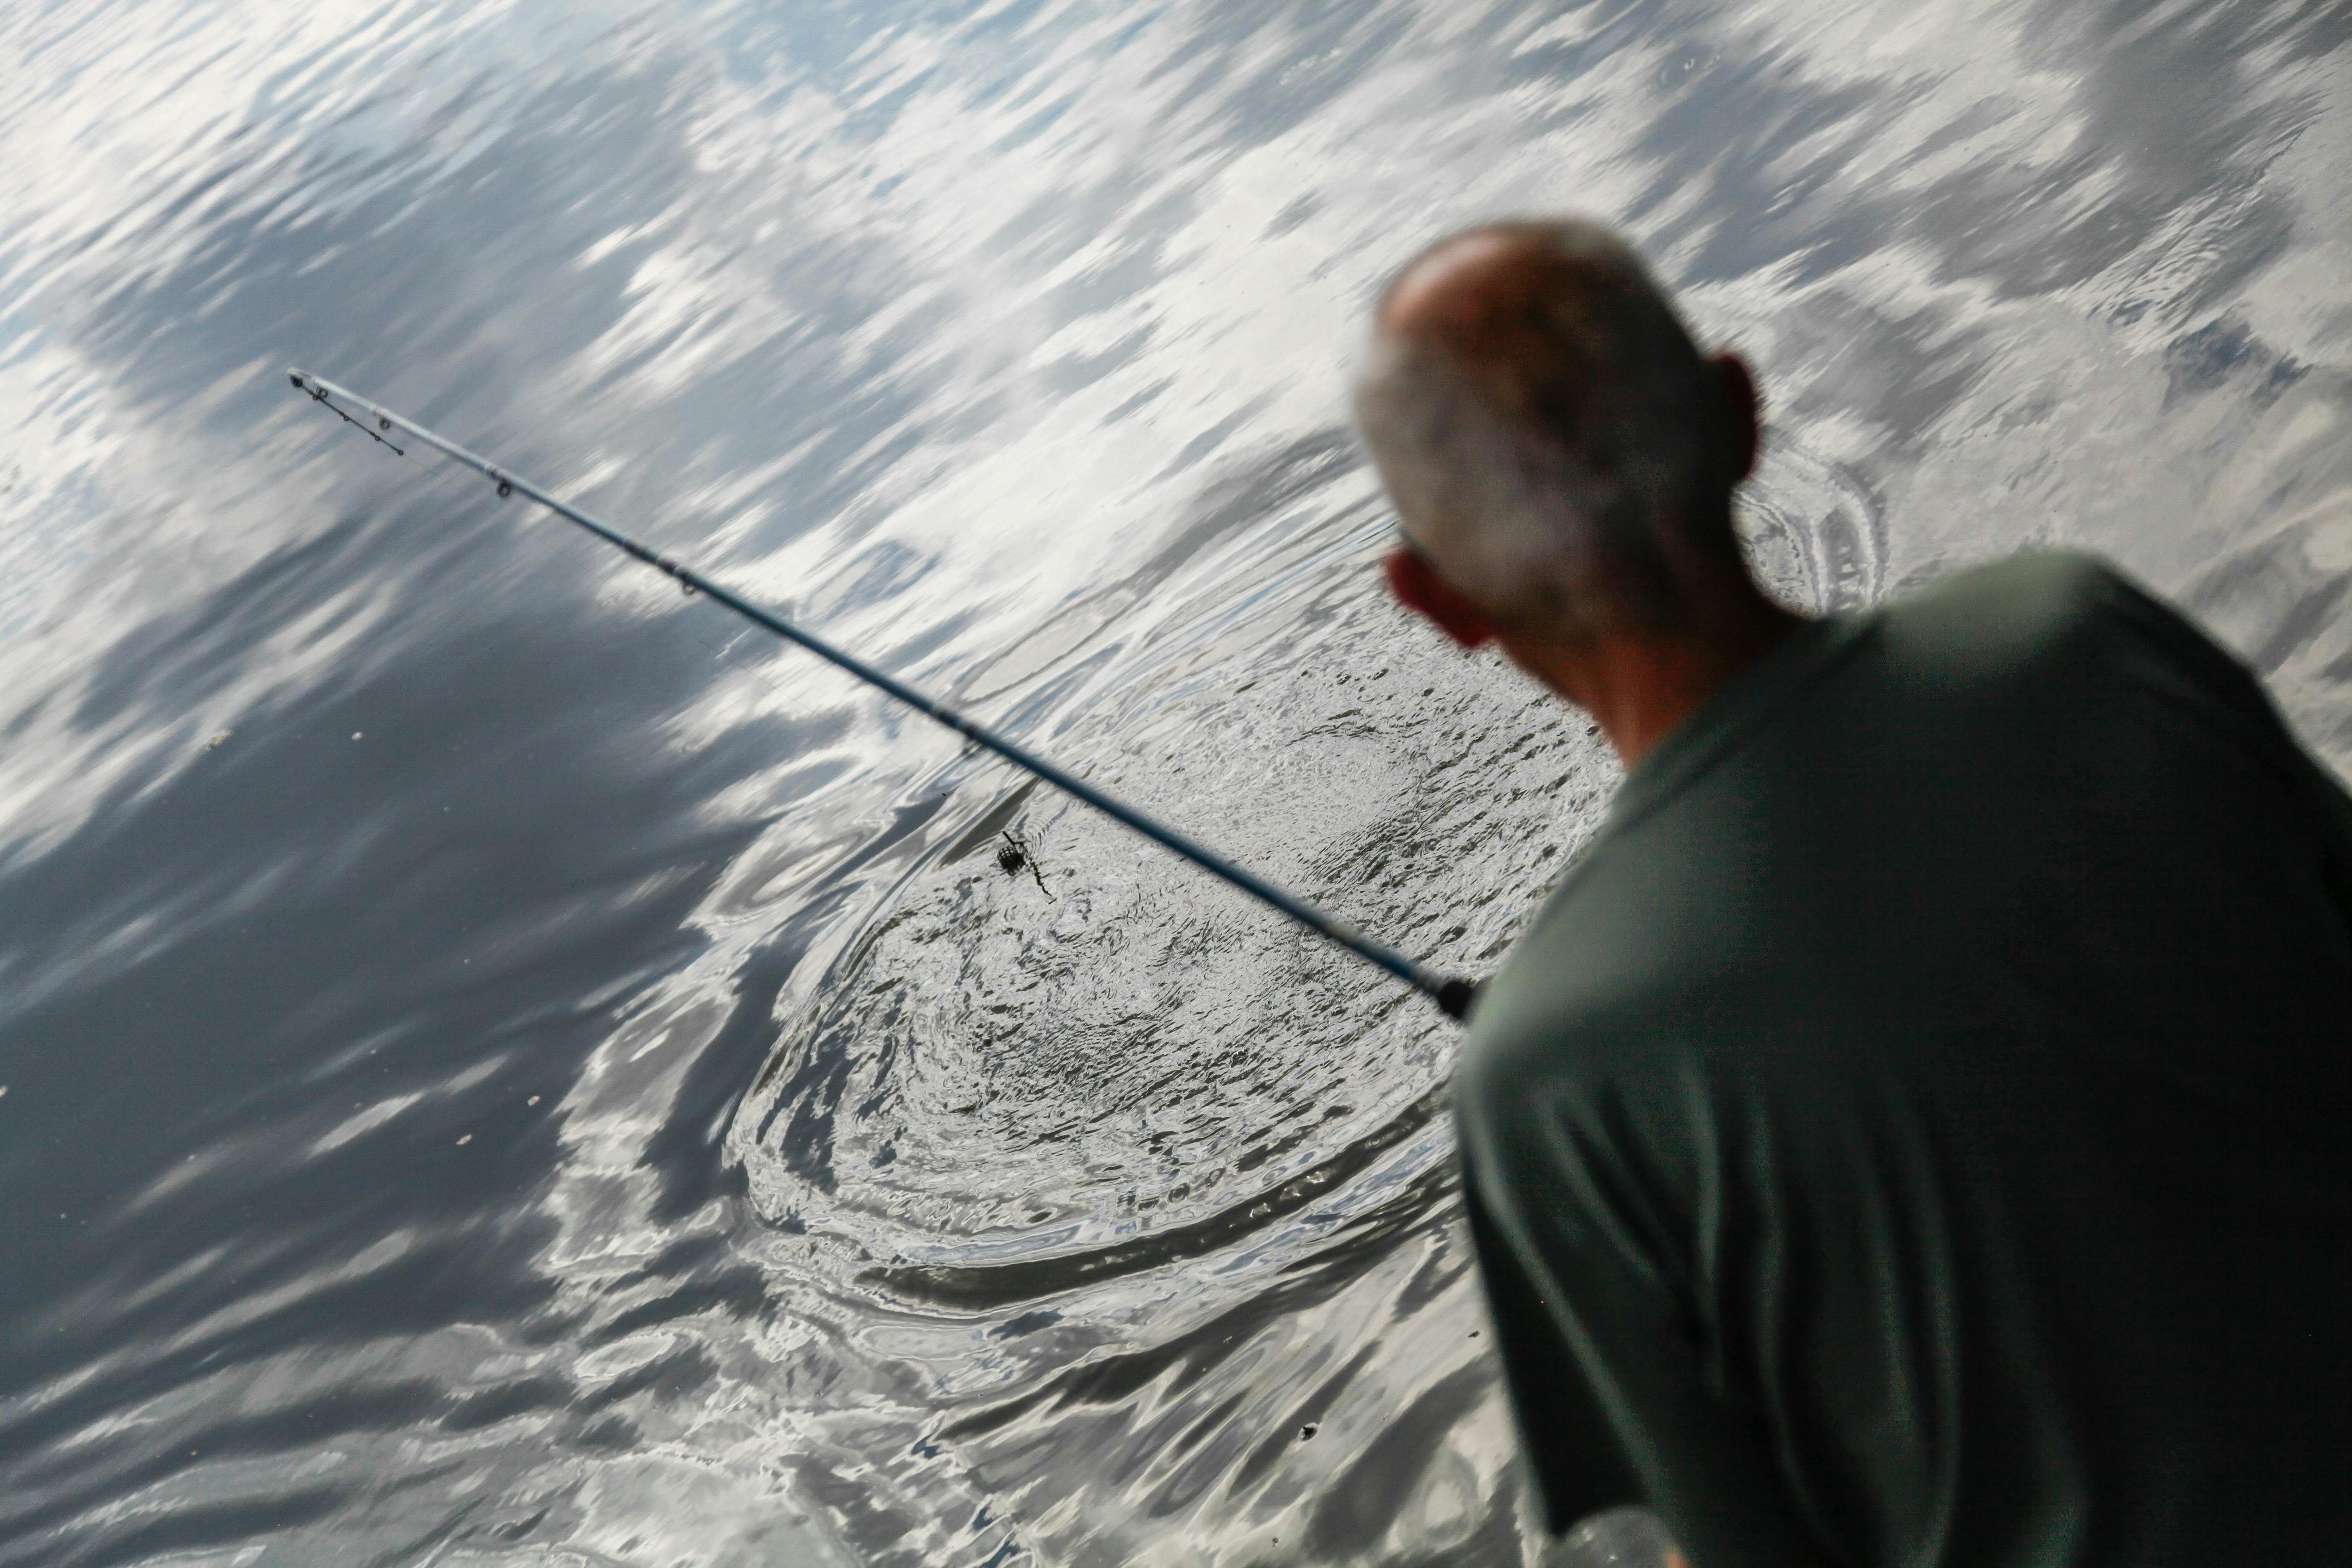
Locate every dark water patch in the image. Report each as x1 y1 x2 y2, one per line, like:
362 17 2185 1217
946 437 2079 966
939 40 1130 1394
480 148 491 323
443 1372 577 1432
1 1378 444 1540
61 1487 351 1568
590 1269 773 1344
943 1158 1464 1449
869 1082 1448 1308
1305 1362 1494 1556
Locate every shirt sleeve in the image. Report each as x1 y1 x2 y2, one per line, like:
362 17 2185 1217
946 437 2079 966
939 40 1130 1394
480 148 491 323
1458 1075 1832 1568
2088 562 2352 849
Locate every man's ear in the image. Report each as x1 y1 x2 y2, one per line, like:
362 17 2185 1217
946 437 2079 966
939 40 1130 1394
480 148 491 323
1384 546 1495 650
1712 351 1760 483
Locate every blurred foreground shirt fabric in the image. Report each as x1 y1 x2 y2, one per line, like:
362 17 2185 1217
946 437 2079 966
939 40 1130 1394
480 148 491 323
1457 553 2352 1568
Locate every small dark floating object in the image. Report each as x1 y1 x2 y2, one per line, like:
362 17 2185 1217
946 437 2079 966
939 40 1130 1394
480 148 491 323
1298 1422 1319 1441
998 831 1054 898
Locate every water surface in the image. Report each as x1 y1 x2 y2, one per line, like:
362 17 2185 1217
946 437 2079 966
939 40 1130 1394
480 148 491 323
3 1 2348 1563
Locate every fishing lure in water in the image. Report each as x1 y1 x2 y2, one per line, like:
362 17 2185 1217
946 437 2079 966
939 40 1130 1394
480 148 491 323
996 831 1053 899
287 369 1480 1021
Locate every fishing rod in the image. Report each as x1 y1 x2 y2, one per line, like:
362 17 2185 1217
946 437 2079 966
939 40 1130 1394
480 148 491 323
288 369 1480 1021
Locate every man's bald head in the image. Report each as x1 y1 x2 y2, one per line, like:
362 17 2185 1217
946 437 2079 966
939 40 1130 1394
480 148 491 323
1355 219 1754 636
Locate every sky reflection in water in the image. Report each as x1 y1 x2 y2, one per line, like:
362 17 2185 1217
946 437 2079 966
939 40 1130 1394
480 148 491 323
1 1 2348 1563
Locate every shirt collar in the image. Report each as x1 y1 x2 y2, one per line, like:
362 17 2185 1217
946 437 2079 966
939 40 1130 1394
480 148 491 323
1604 609 1874 834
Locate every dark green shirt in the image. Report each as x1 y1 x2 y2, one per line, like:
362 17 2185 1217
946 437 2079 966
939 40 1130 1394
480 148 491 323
1456 553 2352 1568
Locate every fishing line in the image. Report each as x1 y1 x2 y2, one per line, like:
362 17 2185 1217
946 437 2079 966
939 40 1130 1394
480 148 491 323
289 369 1480 1021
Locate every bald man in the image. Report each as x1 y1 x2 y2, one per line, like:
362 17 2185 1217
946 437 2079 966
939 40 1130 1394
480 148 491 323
1355 220 2352 1568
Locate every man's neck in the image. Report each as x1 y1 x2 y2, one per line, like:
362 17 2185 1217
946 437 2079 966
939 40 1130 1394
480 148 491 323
1506 587 1803 767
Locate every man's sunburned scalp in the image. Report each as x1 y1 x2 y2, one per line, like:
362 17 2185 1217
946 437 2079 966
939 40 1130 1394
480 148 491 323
1377 227 1632 418
1356 220 1749 637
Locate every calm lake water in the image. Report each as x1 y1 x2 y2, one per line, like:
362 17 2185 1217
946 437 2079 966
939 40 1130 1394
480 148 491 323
3 1 2348 1563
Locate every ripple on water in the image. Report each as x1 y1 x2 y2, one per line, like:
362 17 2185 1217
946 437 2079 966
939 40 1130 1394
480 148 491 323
731 450 1886 1308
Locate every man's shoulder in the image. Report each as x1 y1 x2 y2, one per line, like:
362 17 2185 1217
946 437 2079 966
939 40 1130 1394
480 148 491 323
1880 549 2321 775
1458 554 2269 1069
1875 549 2196 683
1893 547 2122 618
